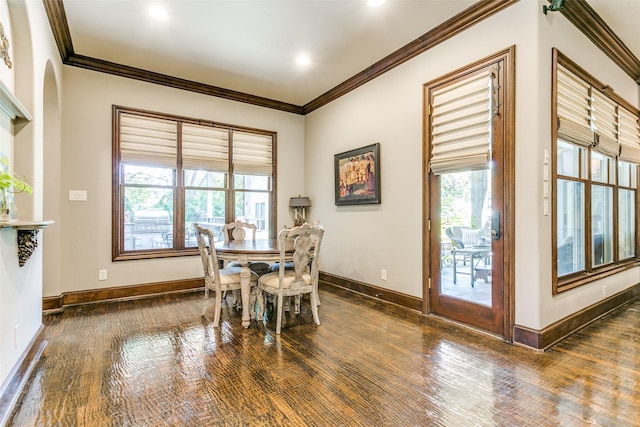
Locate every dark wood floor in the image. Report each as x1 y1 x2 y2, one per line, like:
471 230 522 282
6 285 640 426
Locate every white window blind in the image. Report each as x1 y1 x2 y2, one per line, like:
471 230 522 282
590 90 619 157
120 113 177 167
429 70 493 175
182 124 229 172
557 65 592 147
233 131 273 175
618 108 640 163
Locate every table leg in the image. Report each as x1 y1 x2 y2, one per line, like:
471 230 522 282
238 255 252 328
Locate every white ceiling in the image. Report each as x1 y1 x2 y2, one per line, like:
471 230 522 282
62 0 640 107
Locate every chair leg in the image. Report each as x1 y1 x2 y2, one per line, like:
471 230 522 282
257 289 265 321
213 288 223 327
294 295 301 314
276 292 284 334
310 291 320 326
202 287 209 317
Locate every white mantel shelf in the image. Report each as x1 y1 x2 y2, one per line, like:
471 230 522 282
0 220 54 266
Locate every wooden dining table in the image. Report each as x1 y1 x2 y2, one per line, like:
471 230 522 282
215 238 293 327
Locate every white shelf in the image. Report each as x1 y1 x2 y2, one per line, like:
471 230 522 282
0 220 54 230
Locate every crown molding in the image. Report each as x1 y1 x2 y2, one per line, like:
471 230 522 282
43 0 639 115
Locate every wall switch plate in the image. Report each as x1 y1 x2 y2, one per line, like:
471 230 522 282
381 269 387 280
69 190 87 201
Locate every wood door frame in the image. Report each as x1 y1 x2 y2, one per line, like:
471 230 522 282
422 46 515 342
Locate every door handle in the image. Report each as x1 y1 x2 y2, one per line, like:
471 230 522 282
491 212 500 240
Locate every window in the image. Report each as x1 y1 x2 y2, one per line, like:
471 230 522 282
113 106 276 260
553 51 640 292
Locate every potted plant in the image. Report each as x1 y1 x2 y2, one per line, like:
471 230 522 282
0 155 32 221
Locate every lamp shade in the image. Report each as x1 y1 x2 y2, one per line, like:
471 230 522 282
289 196 311 208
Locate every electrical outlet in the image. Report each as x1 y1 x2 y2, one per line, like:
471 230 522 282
14 324 19 348
381 269 387 280
99 269 108 281
602 285 607 298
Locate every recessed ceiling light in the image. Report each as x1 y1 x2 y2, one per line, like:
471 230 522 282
368 0 385 7
296 55 311 66
149 5 168 21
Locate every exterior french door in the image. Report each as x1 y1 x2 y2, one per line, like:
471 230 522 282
424 48 513 339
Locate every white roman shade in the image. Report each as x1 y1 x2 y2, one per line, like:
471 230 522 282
429 70 493 175
618 107 640 163
590 90 619 157
233 131 273 175
120 113 177 167
182 124 229 172
557 65 592 147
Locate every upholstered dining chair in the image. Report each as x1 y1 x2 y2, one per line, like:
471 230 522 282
223 220 270 275
257 223 324 334
193 222 258 327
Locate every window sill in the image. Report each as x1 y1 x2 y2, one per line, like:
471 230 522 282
555 260 640 294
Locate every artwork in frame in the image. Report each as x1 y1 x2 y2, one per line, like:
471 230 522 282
334 143 381 206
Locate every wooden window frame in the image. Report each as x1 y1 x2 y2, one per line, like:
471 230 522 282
112 105 277 261
552 50 640 294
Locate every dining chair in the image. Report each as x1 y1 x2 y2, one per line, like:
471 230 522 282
223 220 270 275
193 222 258 327
257 223 324 334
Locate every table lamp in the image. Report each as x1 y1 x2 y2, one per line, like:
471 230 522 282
290 196 311 226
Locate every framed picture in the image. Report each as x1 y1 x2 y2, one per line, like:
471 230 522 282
334 143 381 206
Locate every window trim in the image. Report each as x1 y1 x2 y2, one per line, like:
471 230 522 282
552 50 640 294
112 105 277 261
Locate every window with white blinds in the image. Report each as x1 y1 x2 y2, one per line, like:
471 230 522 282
553 51 640 292
618 107 640 163
233 130 274 175
114 106 276 260
182 124 229 172
590 90 619 157
120 113 177 166
557 65 592 147
429 70 493 175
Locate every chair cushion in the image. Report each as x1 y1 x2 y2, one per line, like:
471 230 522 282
228 261 270 276
258 271 311 289
218 268 257 285
267 262 295 272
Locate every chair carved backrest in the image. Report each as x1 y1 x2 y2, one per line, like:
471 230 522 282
194 223 222 287
223 220 257 244
278 223 323 290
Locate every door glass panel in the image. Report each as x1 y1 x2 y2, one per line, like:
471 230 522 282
439 169 492 306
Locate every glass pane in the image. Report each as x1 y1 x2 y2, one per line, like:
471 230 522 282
591 185 613 266
234 174 270 191
618 189 635 260
618 161 637 189
591 151 614 184
123 164 173 186
123 187 173 250
185 189 226 247
439 169 492 307
235 191 270 239
557 140 585 178
184 169 225 188
557 179 585 276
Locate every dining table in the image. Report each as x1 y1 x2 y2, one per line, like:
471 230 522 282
215 238 293 327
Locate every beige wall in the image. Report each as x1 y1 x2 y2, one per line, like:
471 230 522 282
1 0 63 387
54 67 305 295
304 0 640 331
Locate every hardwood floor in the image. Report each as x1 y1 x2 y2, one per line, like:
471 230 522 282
6 285 640 426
